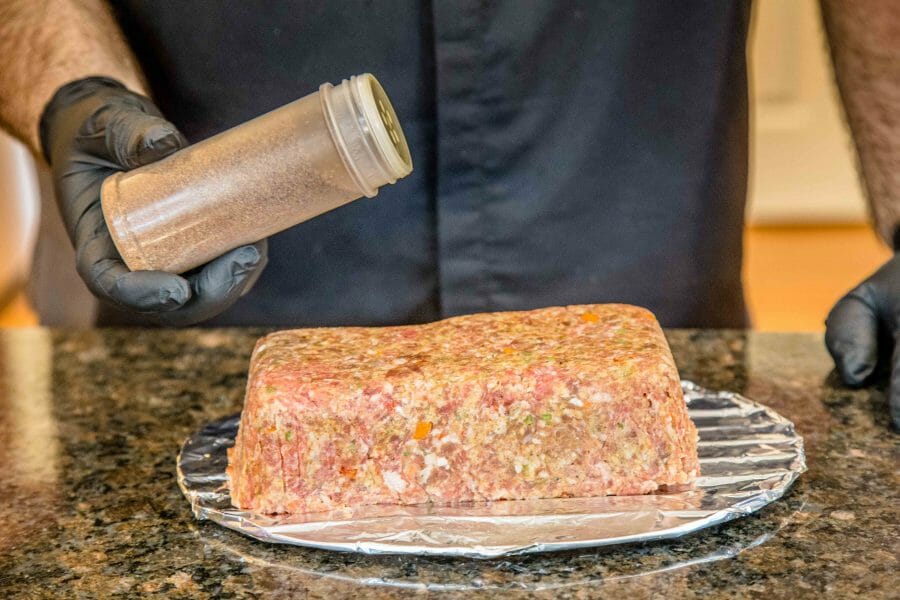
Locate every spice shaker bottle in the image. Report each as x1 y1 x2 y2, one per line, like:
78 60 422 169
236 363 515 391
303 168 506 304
100 73 413 274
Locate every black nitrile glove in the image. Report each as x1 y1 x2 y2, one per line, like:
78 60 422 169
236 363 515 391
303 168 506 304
39 77 267 326
825 252 900 430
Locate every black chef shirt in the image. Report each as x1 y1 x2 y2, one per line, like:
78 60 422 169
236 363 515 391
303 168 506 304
102 1 751 328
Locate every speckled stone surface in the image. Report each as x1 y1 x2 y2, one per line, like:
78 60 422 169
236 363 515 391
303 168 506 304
0 329 896 599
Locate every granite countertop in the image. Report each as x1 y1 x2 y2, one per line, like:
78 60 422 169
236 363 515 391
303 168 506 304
0 329 896 598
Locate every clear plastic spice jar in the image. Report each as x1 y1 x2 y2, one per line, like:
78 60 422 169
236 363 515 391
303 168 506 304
100 73 413 273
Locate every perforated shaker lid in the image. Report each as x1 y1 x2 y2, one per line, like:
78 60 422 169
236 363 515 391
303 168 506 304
352 74 413 180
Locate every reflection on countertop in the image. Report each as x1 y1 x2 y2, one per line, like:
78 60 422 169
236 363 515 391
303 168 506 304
0 329 896 598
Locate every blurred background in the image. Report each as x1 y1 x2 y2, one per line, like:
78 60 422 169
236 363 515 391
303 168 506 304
0 0 890 331
743 0 889 331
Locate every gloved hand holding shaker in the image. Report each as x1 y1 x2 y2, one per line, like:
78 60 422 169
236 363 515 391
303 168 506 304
39 77 268 326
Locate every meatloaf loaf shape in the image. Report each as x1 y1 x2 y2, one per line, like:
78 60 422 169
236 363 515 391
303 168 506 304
227 304 699 514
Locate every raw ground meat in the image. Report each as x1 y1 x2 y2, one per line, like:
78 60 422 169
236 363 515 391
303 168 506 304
227 304 699 514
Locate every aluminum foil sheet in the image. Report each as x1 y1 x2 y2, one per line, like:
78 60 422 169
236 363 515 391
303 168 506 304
177 381 806 558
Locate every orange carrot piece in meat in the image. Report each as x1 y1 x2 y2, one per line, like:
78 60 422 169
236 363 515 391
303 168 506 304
413 420 433 440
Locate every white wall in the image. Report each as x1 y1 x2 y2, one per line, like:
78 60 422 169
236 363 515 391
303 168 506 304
0 131 39 299
747 0 868 225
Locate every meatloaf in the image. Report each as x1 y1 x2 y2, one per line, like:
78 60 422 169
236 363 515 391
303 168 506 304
227 304 699 514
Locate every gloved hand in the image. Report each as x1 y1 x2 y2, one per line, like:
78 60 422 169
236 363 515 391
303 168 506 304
825 252 900 429
39 77 267 326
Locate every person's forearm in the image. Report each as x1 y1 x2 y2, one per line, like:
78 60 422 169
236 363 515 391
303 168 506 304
820 1 900 246
0 0 146 158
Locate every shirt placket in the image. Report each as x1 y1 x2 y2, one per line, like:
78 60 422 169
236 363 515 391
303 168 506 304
432 0 498 316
